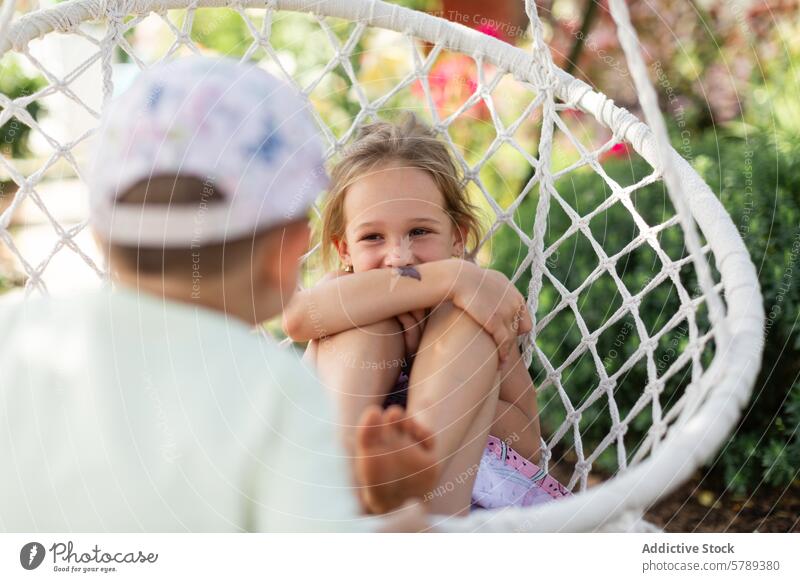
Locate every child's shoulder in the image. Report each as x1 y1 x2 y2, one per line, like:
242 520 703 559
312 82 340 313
0 287 98 324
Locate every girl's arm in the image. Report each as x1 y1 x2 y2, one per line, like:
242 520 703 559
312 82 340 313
283 259 531 360
283 261 453 341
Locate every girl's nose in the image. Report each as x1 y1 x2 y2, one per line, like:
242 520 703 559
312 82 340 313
383 236 414 268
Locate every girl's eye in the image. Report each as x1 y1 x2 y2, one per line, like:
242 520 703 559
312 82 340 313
360 233 382 242
409 228 430 237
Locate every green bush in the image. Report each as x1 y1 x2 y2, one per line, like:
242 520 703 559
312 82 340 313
490 129 800 494
697 131 800 494
0 58 45 159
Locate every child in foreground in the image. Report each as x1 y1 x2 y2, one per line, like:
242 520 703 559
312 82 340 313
0 58 433 532
283 116 571 515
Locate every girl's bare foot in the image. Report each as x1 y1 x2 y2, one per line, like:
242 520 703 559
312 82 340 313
355 405 439 514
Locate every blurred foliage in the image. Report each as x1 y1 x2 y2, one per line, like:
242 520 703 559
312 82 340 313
544 0 795 128
0 57 45 159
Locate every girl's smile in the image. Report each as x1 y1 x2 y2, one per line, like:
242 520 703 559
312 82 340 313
337 161 465 272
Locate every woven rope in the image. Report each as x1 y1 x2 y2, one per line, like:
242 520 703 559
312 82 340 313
0 0 764 532
0 0 16 44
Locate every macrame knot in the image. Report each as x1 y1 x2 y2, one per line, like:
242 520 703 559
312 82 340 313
432 122 447 134
494 211 509 224
600 257 617 271
101 0 139 21
611 423 627 438
645 380 665 397
648 422 667 438
624 296 641 310
543 69 559 90
3 102 26 121
599 379 616 393
663 261 680 277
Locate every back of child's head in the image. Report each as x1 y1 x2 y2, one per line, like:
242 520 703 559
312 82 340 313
89 57 328 283
320 114 482 268
106 175 257 280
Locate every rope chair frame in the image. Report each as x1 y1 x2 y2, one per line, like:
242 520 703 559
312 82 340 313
0 0 764 531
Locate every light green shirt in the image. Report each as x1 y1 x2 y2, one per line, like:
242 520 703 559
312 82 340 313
0 286 371 532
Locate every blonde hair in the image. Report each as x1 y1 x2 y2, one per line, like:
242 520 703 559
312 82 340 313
319 114 482 268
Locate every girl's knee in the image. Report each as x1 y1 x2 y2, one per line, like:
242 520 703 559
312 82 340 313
426 303 497 362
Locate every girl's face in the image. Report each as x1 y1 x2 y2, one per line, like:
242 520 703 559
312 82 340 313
337 161 465 273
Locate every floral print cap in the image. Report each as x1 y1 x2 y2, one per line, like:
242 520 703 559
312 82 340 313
89 56 328 247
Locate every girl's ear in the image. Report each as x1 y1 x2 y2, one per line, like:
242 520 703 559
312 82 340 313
334 237 351 269
452 225 467 258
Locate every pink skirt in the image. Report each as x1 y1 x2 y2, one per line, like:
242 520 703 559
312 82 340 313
471 435 571 510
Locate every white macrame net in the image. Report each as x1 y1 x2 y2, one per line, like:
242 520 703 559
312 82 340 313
0 0 763 531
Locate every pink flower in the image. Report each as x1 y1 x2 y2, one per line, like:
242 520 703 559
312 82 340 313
601 142 631 161
562 107 584 119
476 23 502 40
412 54 488 120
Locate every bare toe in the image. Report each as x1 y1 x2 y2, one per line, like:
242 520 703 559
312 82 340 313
384 405 405 424
404 417 434 450
357 405 384 450
383 405 406 436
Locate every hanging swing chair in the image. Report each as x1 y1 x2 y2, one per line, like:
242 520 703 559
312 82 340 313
0 0 764 531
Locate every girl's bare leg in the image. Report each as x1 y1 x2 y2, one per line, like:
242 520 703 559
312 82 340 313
314 318 406 456
406 302 501 515
491 400 541 463
316 320 440 513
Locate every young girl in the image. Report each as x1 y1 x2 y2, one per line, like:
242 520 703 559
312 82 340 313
284 115 569 516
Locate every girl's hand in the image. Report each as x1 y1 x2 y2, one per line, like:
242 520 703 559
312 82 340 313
449 261 532 362
395 309 427 357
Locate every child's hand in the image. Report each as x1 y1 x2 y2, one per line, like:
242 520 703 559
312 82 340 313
395 309 427 357
450 261 532 362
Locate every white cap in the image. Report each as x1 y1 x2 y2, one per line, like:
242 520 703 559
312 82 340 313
89 57 328 247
